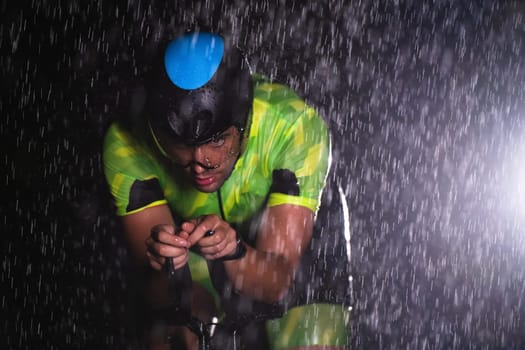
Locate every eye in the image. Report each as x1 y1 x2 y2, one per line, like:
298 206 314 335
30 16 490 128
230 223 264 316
210 134 226 147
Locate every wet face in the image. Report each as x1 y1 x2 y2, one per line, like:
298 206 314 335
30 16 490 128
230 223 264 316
155 126 242 192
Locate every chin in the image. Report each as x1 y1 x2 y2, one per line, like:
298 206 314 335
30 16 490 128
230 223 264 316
195 185 218 193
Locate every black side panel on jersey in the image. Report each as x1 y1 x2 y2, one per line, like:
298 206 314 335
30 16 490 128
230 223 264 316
126 178 164 212
269 169 300 196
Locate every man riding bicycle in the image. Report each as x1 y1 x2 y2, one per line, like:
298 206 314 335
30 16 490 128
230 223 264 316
103 30 349 349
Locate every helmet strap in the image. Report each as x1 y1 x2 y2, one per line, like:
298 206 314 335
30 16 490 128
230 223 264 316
148 120 171 159
237 108 252 156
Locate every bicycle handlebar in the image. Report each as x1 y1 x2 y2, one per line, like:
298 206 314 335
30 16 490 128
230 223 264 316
155 234 283 349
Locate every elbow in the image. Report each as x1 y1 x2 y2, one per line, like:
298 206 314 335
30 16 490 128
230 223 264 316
229 252 296 303
261 269 294 304
233 275 291 304
263 258 296 303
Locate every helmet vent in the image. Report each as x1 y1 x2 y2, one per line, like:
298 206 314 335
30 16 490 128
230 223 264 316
192 110 213 140
167 111 184 135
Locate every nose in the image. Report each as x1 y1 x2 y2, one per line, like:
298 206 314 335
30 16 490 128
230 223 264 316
190 146 208 173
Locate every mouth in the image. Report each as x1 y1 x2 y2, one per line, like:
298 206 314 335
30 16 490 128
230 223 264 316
194 176 215 188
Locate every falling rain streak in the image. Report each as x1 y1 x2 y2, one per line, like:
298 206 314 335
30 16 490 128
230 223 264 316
2 0 525 349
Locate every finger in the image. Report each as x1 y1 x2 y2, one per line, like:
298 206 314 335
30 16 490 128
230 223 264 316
198 226 234 248
180 221 197 233
148 246 189 267
200 229 236 256
147 246 188 268
146 251 164 271
196 230 219 248
146 245 169 264
146 238 188 257
151 224 175 240
147 240 189 260
151 223 175 234
188 225 221 245
207 240 238 260
199 232 229 252
177 222 197 244
187 218 221 246
178 231 190 240
201 239 231 257
170 255 189 270
151 230 191 248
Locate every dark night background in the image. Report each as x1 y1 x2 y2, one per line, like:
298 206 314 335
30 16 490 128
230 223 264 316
3 1 525 349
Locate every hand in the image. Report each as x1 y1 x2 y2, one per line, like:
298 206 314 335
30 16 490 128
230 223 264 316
145 224 191 271
182 215 239 260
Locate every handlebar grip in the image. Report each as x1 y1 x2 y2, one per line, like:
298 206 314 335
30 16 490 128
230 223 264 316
165 255 193 319
165 256 177 277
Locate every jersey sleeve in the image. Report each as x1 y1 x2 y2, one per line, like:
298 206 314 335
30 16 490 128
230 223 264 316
262 93 331 213
102 123 168 216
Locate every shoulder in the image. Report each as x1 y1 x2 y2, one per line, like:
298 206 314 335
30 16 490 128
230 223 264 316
252 75 309 116
103 122 136 150
250 75 328 138
102 122 157 169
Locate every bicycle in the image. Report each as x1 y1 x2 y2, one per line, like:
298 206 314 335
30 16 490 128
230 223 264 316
151 251 280 350
151 184 352 350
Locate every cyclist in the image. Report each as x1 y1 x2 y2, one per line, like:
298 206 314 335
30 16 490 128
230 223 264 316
103 30 350 349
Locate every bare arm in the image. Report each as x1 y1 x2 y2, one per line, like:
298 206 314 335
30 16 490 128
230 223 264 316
183 204 314 303
225 204 314 303
138 203 314 304
121 204 175 265
120 204 190 305
120 204 218 348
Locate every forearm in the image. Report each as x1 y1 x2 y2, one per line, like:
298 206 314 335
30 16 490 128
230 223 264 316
222 244 295 303
218 205 314 303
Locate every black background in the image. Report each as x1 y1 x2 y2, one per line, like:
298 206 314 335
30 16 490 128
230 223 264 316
3 1 525 349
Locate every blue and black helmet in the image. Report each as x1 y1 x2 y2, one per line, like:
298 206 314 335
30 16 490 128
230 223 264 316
146 31 253 145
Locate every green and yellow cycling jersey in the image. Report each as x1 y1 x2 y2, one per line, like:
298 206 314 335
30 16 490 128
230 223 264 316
103 74 330 225
103 75 349 348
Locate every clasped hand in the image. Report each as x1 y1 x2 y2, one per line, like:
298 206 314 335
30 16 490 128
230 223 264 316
145 214 238 271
